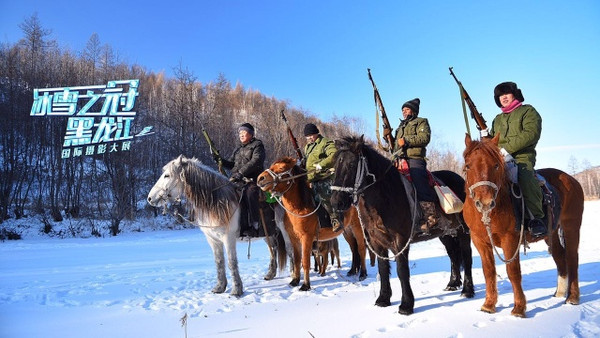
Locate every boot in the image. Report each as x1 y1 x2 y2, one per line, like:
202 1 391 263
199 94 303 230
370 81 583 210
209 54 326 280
419 201 439 234
528 218 547 239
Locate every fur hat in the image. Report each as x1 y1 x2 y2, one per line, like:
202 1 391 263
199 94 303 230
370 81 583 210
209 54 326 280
303 123 320 136
402 98 420 114
494 82 525 107
238 123 255 135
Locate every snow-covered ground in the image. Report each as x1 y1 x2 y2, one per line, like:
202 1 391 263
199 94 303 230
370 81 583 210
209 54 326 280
1 201 599 338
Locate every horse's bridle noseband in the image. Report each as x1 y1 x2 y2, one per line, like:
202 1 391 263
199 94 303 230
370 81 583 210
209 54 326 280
330 153 376 205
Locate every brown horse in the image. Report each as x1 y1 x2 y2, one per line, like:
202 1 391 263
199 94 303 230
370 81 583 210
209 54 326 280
463 134 584 317
256 157 370 291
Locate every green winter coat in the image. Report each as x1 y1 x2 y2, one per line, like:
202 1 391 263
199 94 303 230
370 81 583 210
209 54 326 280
304 135 337 182
393 116 431 159
490 104 542 165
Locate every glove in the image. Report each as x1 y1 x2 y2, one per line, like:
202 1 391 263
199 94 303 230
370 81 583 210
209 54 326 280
397 138 406 147
480 129 489 138
499 148 514 163
313 164 323 172
229 172 243 182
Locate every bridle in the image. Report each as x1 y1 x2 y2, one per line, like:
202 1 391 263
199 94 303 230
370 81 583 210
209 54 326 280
465 158 525 264
330 152 376 205
261 166 322 218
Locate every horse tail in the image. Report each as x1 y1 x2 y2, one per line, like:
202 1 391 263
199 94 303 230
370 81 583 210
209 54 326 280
276 230 288 273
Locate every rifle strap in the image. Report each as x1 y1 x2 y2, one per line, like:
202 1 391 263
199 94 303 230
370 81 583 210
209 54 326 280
459 86 472 137
375 94 384 151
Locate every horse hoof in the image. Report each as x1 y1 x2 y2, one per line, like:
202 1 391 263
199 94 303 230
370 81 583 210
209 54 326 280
480 305 496 314
511 310 526 318
346 270 357 277
289 279 300 287
300 284 311 291
444 285 459 291
211 286 226 294
359 273 367 281
231 289 243 297
398 306 414 316
375 300 391 307
461 291 475 299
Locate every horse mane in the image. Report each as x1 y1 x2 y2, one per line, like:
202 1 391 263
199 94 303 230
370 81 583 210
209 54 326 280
275 156 316 208
166 156 238 225
335 136 404 201
463 137 507 184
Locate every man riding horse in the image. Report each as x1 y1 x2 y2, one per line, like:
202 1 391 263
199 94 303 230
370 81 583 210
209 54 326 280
218 122 267 237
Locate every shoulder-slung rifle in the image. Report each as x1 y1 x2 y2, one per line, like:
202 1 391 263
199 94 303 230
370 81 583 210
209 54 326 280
367 68 395 154
449 67 488 136
201 123 227 175
280 109 304 161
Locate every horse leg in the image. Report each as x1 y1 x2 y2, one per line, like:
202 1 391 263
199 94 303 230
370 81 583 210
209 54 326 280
300 234 313 291
263 235 277 280
289 232 302 287
471 234 498 313
375 256 392 307
439 235 462 291
342 230 359 276
205 234 228 294
501 238 526 317
458 229 475 298
396 249 415 315
225 232 243 297
563 223 581 304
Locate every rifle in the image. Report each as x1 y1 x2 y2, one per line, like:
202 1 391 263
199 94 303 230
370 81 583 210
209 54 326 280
201 123 227 175
367 68 395 154
280 109 304 161
449 67 488 136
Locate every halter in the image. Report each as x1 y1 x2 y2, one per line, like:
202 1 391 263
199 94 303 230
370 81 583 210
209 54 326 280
467 180 499 224
262 166 322 218
330 153 376 205
466 169 525 264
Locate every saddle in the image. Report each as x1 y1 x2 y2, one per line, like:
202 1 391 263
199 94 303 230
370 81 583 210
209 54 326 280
509 173 562 233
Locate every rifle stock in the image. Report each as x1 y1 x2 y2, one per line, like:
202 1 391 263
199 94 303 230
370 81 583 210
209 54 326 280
367 68 395 154
280 109 304 161
449 67 488 131
201 124 226 175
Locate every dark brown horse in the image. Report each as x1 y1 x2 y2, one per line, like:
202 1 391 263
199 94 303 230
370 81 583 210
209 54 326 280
257 157 370 291
463 134 584 317
330 136 474 315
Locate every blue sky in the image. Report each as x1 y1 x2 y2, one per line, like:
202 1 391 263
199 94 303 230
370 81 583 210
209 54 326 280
1 0 599 172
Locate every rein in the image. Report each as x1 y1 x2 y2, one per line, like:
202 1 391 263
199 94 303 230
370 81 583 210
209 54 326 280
468 177 525 264
262 166 323 218
331 150 418 261
330 154 376 205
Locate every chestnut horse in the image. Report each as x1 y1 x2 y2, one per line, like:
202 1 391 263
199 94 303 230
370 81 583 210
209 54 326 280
330 136 474 315
463 134 584 317
257 157 370 291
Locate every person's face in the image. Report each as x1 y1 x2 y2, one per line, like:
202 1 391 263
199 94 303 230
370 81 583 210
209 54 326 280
305 134 318 144
239 130 252 144
499 93 515 108
402 107 413 120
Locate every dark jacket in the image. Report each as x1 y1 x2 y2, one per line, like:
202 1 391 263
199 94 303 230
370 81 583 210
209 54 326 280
393 116 431 159
222 137 266 180
489 104 541 165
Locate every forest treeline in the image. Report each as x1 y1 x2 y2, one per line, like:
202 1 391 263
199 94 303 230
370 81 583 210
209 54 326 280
0 15 374 234
2 15 595 236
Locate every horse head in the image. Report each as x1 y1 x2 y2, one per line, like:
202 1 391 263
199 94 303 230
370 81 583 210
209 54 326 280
330 135 367 213
257 156 299 195
463 134 506 218
147 155 187 208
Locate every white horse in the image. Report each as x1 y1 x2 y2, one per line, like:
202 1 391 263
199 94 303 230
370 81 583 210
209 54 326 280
147 155 288 297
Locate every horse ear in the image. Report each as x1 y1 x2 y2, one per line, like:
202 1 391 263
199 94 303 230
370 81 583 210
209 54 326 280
491 133 500 146
464 133 472 147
